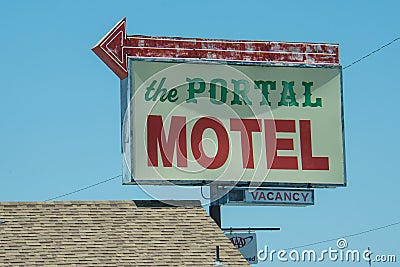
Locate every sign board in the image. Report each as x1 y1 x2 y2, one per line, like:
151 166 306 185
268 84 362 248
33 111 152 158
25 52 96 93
121 59 345 187
227 188 314 206
225 232 258 264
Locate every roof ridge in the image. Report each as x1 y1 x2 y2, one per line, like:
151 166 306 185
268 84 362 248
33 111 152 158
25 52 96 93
132 199 202 208
0 200 134 205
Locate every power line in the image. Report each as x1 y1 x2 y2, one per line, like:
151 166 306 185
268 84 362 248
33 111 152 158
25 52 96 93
343 37 400 70
44 174 121 201
283 220 400 250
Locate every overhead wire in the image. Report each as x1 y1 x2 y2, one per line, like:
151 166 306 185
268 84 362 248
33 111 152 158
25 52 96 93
343 37 400 70
283 221 400 250
44 174 121 201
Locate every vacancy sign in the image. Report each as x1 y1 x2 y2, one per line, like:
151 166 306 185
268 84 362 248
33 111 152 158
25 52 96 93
122 59 345 186
245 189 314 206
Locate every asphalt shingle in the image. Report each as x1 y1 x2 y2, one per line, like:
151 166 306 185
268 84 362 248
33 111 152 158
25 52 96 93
0 200 249 266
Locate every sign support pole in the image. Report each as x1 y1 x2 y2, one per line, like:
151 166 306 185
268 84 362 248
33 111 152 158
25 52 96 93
209 184 221 228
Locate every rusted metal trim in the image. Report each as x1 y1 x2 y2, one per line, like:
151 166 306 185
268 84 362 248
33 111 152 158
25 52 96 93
92 18 340 80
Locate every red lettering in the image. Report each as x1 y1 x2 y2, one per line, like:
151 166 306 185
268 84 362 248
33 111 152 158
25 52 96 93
265 119 298 170
146 116 329 172
147 115 187 167
292 192 300 201
267 192 274 200
191 117 229 169
300 120 329 170
275 192 283 201
230 119 261 168
259 191 266 200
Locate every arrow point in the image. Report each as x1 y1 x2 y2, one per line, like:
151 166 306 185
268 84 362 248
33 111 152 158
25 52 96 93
92 18 128 79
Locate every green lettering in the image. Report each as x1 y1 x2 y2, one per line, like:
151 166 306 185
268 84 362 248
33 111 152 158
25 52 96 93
254 80 276 106
278 81 298 107
209 78 227 104
145 78 167 101
231 79 252 105
302 81 322 107
168 88 178 102
186 77 205 103
144 80 157 101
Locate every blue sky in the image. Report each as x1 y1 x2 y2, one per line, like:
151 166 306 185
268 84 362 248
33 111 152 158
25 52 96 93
0 1 399 266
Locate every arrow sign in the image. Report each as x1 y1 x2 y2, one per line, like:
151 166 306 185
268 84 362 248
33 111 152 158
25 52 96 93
92 18 340 79
92 18 127 79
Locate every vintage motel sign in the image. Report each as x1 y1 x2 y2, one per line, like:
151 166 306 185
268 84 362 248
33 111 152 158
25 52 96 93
92 18 345 187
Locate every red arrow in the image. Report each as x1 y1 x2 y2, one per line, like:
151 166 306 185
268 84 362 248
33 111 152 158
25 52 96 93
92 18 127 79
92 18 339 80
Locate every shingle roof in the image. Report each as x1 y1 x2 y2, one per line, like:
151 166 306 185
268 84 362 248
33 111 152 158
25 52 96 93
0 200 249 266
